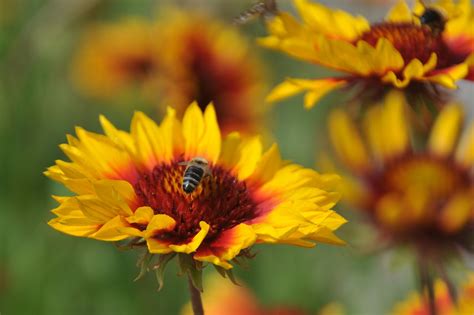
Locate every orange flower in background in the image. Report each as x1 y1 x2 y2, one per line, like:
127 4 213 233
260 0 474 109
328 91 474 258
392 274 474 315
45 103 345 285
71 19 156 102
71 10 267 134
153 10 267 134
181 275 343 315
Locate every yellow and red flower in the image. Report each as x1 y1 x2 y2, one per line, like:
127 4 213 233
153 10 267 134
392 274 474 315
71 18 157 102
46 103 345 270
259 0 474 109
71 10 267 134
328 91 474 256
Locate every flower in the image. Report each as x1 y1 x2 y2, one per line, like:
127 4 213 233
71 18 157 102
46 103 345 274
153 9 267 134
259 0 474 109
392 274 474 315
327 91 474 259
71 11 267 134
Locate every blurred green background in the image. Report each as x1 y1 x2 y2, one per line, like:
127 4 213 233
2 0 465 314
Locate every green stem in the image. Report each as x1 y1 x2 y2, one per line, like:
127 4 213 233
187 274 204 315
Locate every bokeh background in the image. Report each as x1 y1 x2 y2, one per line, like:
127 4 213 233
1 0 473 314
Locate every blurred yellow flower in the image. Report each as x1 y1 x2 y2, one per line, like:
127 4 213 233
260 0 474 109
328 91 474 255
71 18 157 102
45 103 346 271
153 10 267 134
392 274 474 315
71 10 267 134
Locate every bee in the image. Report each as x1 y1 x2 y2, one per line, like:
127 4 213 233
418 1 446 36
233 0 278 25
179 157 211 194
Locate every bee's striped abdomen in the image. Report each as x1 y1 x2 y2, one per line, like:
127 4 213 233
182 165 205 194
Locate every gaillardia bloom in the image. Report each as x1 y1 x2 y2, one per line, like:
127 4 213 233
260 0 474 109
328 91 474 268
46 103 345 283
153 10 267 134
71 19 156 102
392 274 474 315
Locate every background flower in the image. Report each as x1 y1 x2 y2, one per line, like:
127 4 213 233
152 9 268 134
327 91 474 289
71 18 157 103
392 273 474 315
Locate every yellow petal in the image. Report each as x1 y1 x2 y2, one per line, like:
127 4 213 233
287 78 347 109
329 109 370 172
265 80 306 104
144 214 177 238
194 223 256 269
428 104 464 156
126 206 154 225
294 0 369 41
130 111 165 170
363 92 410 161
48 217 99 238
439 192 473 233
426 63 469 88
92 215 130 241
386 0 413 22
196 105 221 164
169 221 210 254
99 115 135 154
160 107 184 163
233 136 262 180
92 179 135 216
455 121 474 167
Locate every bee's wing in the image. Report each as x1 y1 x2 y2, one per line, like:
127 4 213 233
178 161 189 166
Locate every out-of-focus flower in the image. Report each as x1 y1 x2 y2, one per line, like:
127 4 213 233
328 91 474 259
46 103 345 285
181 274 342 315
181 275 261 315
71 11 267 134
259 0 474 109
153 10 267 134
71 19 157 102
392 274 474 315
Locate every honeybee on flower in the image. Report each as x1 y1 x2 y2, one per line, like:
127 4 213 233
45 102 346 293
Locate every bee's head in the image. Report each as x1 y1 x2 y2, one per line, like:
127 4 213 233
192 157 209 166
419 6 446 35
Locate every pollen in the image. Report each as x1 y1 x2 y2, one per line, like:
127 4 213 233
133 160 258 244
359 23 450 68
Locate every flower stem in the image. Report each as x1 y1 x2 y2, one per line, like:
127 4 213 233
187 274 204 315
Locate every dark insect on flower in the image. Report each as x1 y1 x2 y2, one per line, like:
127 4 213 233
180 157 211 194
233 0 278 25
418 1 446 36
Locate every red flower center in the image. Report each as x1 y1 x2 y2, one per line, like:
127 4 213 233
183 31 257 133
359 23 451 68
115 54 154 79
134 161 259 244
